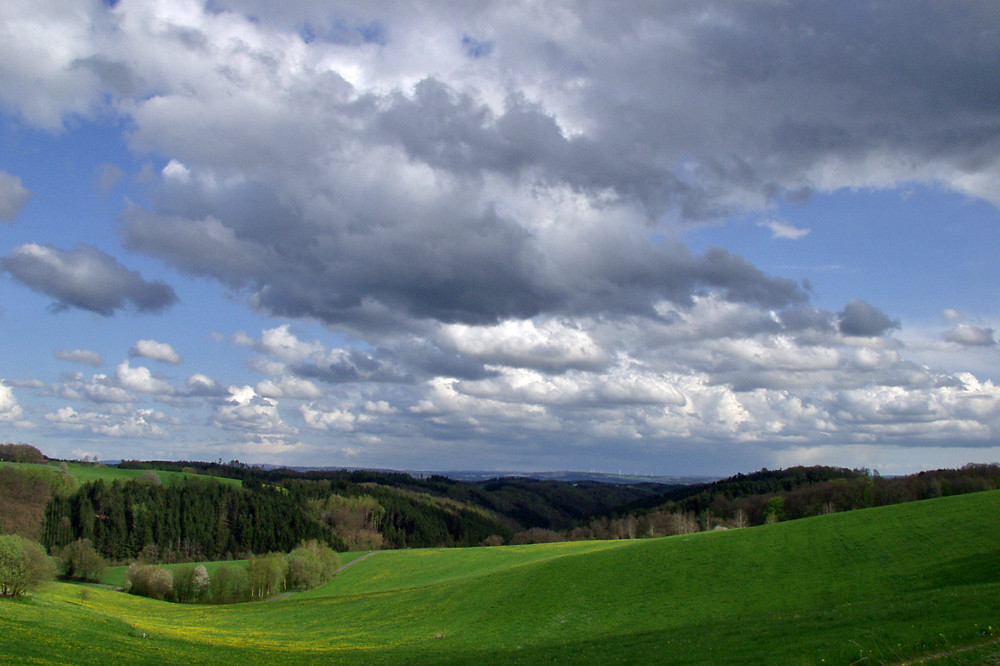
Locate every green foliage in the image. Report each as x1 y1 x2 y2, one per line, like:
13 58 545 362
43 477 328 561
207 563 249 604
59 538 106 582
287 540 340 591
0 535 54 597
171 564 210 603
124 563 173 601
3 491 1000 663
0 443 45 463
247 552 289 599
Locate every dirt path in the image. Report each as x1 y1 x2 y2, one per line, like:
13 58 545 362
267 551 381 601
337 550 381 572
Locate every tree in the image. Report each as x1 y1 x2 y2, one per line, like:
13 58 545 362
209 564 249 604
0 535 54 597
247 552 288 598
287 540 340 591
173 563 210 603
59 538 106 582
764 496 786 524
125 562 173 600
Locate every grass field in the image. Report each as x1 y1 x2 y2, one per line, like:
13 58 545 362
0 460 242 489
3 490 1000 664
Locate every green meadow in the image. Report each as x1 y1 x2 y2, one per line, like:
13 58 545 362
4 490 1000 664
0 460 242 489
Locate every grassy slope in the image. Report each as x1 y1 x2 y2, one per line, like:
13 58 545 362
58 462 242 487
4 491 1000 664
0 460 242 488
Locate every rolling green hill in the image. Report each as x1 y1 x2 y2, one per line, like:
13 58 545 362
3 490 1000 664
0 460 242 488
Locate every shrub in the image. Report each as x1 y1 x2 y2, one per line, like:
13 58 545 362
59 538 106 582
209 564 249 604
172 564 210 603
125 563 174 600
248 552 289 598
0 535 55 597
134 471 162 486
287 540 340 591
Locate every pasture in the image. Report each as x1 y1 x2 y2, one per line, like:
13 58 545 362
3 490 999 664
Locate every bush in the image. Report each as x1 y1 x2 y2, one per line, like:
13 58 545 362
125 562 174 600
172 564 210 603
247 552 289 599
59 538 106 582
287 540 340 591
0 535 54 597
208 564 249 604
0 443 45 463
134 471 162 486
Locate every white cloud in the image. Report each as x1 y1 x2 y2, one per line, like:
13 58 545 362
54 348 103 366
256 375 323 400
45 405 170 438
944 325 996 347
115 360 176 395
757 219 811 240
0 384 24 423
0 170 30 222
215 385 295 436
130 339 182 364
438 318 608 372
58 371 132 403
300 403 356 431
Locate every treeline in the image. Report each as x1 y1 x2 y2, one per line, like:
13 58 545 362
42 478 327 562
0 442 46 464
124 540 340 604
545 463 1000 542
121 462 672 532
279 478 512 549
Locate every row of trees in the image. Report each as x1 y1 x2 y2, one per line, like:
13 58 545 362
43 478 328 562
506 464 1000 543
124 540 340 603
0 442 46 463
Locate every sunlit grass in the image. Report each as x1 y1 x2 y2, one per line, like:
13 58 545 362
0 460 241 489
4 490 1000 664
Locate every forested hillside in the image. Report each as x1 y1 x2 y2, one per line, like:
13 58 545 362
8 443 1000 563
24 458 668 561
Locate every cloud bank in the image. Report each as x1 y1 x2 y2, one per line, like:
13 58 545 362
0 1 998 473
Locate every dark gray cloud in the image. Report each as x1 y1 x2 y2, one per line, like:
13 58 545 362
838 300 900 337
1 243 178 315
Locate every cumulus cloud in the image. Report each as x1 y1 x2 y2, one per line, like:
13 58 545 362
0 170 30 222
54 349 103 367
944 325 997 347
0 385 24 423
115 360 175 395
130 339 182 364
3 2 1000 470
215 385 295 436
45 405 171 438
1 243 177 315
186 373 226 397
838 300 901 337
57 371 132 404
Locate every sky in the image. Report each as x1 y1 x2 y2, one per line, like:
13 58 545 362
1 1 999 476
